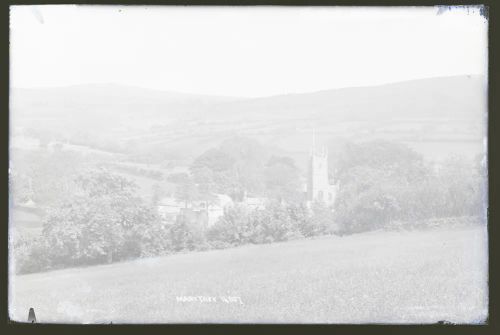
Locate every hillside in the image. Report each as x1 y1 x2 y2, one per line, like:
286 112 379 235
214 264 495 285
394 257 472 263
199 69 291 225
10 84 242 133
9 225 487 324
11 75 486 122
210 75 486 120
10 75 487 164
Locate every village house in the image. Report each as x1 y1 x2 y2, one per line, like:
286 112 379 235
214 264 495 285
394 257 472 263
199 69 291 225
157 193 234 228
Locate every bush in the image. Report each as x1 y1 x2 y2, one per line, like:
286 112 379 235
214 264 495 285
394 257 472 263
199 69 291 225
257 201 302 242
208 201 317 247
12 234 52 274
167 213 209 252
308 201 339 236
333 141 486 234
14 170 172 273
207 204 254 246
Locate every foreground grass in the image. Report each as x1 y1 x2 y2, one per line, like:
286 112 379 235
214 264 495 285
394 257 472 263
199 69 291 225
9 225 488 324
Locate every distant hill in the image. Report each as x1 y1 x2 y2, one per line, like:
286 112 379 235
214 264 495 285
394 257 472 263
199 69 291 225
11 75 486 122
210 75 486 122
10 84 242 132
10 75 487 163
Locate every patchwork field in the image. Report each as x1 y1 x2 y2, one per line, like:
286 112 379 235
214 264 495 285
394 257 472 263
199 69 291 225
9 225 488 324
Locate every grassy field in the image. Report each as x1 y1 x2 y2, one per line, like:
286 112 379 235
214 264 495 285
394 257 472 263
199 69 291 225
9 225 488 324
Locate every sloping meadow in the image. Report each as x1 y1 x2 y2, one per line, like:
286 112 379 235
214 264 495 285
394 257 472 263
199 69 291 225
9 224 487 324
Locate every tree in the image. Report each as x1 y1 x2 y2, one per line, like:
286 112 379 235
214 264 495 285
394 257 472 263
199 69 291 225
332 140 484 233
288 203 310 236
300 201 337 237
332 141 429 233
208 199 312 247
258 201 301 242
40 169 165 268
168 213 208 252
191 166 217 205
234 160 266 196
11 149 88 208
167 172 200 208
334 140 427 184
190 137 270 199
11 233 52 274
264 156 302 203
191 148 235 173
207 204 253 246
191 149 238 196
437 155 483 217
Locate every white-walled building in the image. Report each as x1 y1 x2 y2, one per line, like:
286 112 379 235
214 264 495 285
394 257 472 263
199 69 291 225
157 193 234 227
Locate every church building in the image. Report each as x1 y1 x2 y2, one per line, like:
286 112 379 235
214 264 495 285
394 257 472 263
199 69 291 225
306 131 337 206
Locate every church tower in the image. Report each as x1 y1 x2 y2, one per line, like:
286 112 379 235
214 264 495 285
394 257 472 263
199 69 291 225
307 130 336 205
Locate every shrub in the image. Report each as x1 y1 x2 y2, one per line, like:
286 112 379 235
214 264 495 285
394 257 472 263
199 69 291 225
15 170 172 273
12 234 52 274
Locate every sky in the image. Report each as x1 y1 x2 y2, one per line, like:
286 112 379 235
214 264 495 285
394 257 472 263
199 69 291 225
10 5 488 97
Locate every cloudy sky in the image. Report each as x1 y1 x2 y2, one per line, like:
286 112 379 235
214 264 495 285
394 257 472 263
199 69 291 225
10 5 488 97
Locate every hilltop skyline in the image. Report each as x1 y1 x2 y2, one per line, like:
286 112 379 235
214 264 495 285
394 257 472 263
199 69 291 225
10 73 486 99
10 6 487 97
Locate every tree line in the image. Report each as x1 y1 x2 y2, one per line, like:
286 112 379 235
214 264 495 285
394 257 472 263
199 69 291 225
12 138 486 274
